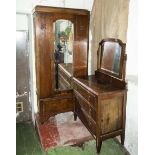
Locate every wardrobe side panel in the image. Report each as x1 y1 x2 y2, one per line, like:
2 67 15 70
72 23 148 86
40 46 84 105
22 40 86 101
33 13 54 98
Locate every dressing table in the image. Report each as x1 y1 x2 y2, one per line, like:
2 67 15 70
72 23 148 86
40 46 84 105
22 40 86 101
73 38 127 153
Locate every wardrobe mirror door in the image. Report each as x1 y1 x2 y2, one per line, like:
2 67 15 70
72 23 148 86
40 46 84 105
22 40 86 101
53 19 74 90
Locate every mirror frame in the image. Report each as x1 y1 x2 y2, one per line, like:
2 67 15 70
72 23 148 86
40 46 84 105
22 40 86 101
97 38 126 80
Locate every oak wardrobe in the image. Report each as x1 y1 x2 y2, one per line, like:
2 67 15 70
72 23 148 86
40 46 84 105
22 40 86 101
33 6 90 123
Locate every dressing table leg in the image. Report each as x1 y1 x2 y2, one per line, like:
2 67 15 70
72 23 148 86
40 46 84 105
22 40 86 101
96 138 102 153
74 112 77 121
121 131 125 145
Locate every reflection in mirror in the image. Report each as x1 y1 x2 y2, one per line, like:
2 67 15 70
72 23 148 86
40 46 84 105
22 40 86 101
101 42 121 75
54 20 74 90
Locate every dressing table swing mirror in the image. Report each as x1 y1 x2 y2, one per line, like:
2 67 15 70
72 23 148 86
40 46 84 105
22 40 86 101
73 38 127 153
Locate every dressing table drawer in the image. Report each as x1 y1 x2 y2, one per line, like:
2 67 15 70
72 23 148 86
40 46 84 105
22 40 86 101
74 91 96 122
73 82 89 100
81 107 96 134
75 100 96 135
73 82 97 108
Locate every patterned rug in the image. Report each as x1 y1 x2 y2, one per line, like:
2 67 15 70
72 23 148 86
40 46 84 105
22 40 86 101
35 112 93 151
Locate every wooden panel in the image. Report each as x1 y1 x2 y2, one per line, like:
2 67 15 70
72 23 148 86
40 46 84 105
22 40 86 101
33 14 40 98
73 15 89 77
100 95 123 134
34 13 54 98
43 98 73 114
33 5 89 15
39 97 73 123
95 70 126 89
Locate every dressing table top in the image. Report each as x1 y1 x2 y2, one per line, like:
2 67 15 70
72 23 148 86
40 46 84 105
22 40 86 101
73 75 125 95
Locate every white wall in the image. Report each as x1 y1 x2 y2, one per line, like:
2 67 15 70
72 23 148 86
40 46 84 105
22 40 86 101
125 79 138 155
16 0 31 13
126 0 138 75
16 14 28 30
16 0 94 13
16 0 64 13
65 0 93 10
125 0 138 154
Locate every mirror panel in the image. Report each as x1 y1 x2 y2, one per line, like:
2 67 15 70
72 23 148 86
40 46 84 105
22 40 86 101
101 42 121 75
54 19 74 90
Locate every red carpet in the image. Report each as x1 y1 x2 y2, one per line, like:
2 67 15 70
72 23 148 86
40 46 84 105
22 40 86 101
35 112 93 151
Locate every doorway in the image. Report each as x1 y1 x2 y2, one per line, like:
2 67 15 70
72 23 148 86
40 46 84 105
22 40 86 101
16 30 31 122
